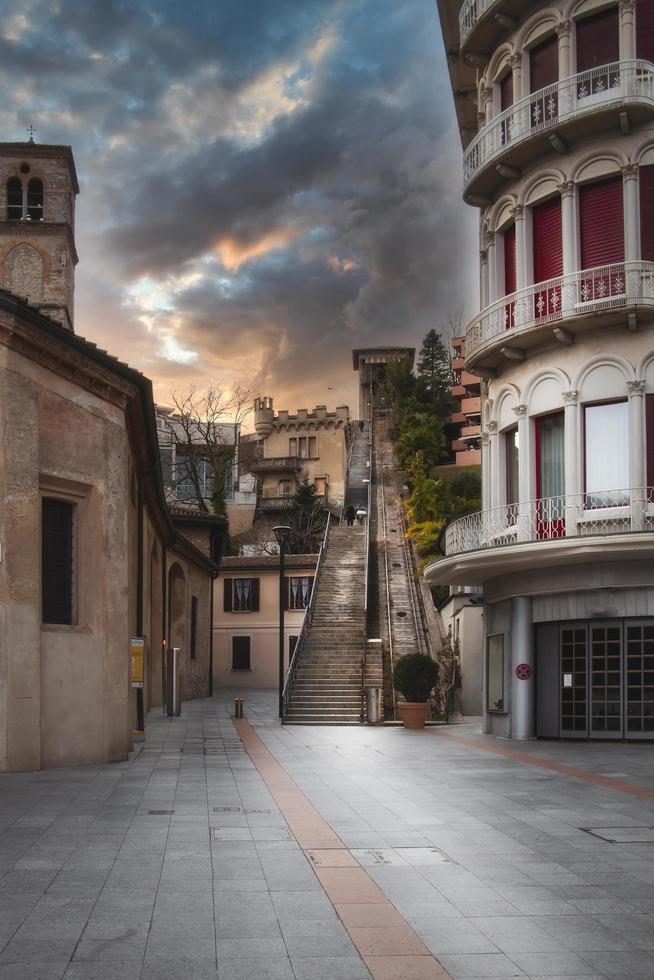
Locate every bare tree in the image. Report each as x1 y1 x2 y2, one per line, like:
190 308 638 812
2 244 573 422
161 383 257 515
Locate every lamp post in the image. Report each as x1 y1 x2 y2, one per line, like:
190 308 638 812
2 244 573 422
272 525 292 719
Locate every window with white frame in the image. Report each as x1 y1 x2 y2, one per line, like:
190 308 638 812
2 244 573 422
286 576 313 610
584 401 629 505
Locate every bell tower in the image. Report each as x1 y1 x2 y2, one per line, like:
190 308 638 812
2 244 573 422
0 138 79 330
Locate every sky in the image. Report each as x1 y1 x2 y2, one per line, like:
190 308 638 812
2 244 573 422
2 0 476 416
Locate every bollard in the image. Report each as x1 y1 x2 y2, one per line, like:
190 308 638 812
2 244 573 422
234 697 244 719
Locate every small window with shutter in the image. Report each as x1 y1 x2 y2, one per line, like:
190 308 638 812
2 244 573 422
42 497 74 625
232 636 251 670
223 577 260 612
286 576 314 610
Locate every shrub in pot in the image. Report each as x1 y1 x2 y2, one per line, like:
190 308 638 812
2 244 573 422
393 654 439 729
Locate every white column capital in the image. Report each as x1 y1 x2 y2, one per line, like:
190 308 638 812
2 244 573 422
561 389 578 404
510 204 524 221
558 180 575 198
621 163 639 181
556 17 572 37
480 431 490 447
627 379 646 396
512 403 528 419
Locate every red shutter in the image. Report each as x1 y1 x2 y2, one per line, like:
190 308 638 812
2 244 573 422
530 35 558 92
500 72 513 110
504 224 516 328
250 578 260 612
579 177 624 269
223 579 232 612
576 7 619 72
637 0 654 61
640 164 654 262
533 197 562 282
647 394 654 487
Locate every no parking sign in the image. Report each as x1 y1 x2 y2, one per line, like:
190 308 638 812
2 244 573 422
515 663 532 681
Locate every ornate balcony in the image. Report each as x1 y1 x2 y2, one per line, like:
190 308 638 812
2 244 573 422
258 493 325 512
464 61 654 199
459 0 525 62
465 261 654 370
249 456 301 474
443 488 654 558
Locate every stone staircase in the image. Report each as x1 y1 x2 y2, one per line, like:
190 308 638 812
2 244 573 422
284 523 366 724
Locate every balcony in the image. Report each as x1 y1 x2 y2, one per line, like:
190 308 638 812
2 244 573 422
460 424 481 439
451 411 466 424
249 456 301 474
444 488 654 557
464 61 654 199
258 494 325 512
465 260 654 371
456 448 482 466
461 396 481 416
452 357 466 371
459 0 525 63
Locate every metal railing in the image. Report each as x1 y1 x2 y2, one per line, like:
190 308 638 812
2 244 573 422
458 0 498 45
464 61 654 187
340 422 358 524
466 261 654 360
259 493 326 511
249 456 300 473
444 487 654 557
361 420 373 718
281 512 331 717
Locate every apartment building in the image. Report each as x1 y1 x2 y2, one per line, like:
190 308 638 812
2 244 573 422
451 336 482 465
428 0 654 740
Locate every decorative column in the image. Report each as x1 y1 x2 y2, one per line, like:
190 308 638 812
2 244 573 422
562 389 580 535
510 53 523 103
512 205 527 292
619 0 636 61
622 164 640 265
556 20 572 81
627 379 646 529
511 596 535 740
480 248 489 310
481 431 491 513
513 404 531 540
488 420 500 511
559 180 576 315
482 85 494 125
487 234 497 304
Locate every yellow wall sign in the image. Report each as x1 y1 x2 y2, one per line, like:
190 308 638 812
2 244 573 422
130 637 145 688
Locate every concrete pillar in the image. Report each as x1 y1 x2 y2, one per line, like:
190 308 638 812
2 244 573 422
480 250 489 309
513 206 527 292
514 405 531 540
489 421 500 510
511 596 534 740
559 181 576 316
482 86 493 125
628 379 646 529
562 389 580 535
511 53 523 102
619 0 636 61
487 236 497 304
622 164 640 263
481 432 491 512
557 20 573 79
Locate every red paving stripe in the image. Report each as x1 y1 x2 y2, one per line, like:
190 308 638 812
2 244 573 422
233 718 450 980
426 727 654 801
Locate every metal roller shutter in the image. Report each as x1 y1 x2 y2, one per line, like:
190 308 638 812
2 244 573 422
533 196 563 320
637 0 654 61
579 177 624 268
576 7 619 71
640 164 654 262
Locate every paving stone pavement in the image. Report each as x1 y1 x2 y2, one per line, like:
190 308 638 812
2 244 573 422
0 690 652 979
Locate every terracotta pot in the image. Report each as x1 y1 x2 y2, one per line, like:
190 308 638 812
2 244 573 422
397 701 429 729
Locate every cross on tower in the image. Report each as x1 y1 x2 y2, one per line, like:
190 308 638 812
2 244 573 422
26 125 36 143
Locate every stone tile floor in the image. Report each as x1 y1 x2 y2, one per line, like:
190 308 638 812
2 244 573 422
0 690 653 979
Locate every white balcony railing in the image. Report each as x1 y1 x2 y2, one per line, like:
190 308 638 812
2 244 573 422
444 488 654 557
466 260 654 360
459 0 497 47
464 60 654 187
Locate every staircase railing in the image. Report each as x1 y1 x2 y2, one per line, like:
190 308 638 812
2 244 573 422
340 422 357 523
281 511 331 719
361 420 373 719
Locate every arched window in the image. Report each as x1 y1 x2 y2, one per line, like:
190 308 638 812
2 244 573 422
6 177 22 220
27 178 43 221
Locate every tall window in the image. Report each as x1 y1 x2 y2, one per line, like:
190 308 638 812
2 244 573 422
289 437 297 456
176 456 214 500
503 224 516 328
579 177 624 300
6 178 22 220
27 178 43 221
647 394 654 487
506 427 519 507
486 634 505 711
529 34 559 126
42 498 74 625
232 636 251 670
576 7 619 73
532 196 562 319
499 71 513 145
190 595 198 659
286 576 314 610
223 577 260 612
637 0 654 61
536 413 565 537
584 401 629 505
640 164 654 262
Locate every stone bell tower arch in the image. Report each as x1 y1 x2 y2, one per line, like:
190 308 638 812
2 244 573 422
0 138 79 330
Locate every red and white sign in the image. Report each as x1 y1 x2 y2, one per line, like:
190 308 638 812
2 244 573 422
515 663 532 681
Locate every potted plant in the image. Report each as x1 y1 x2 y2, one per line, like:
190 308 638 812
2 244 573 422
393 654 439 729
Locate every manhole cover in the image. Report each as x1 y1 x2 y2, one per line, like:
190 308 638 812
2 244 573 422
582 826 654 843
148 810 174 815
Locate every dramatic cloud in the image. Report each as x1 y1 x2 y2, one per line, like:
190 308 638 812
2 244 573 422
2 0 476 413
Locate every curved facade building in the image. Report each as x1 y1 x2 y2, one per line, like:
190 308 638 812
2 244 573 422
429 0 654 740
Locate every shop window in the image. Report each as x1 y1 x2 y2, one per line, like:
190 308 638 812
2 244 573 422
286 576 314 610
232 636 251 670
584 401 629 505
42 497 74 625
190 595 198 659
223 577 260 612
486 634 505 711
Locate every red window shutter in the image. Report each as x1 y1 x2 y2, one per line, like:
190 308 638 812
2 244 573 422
533 197 562 282
223 579 232 612
500 72 513 110
250 578 260 612
640 164 654 261
579 177 624 269
637 0 654 60
530 35 558 92
647 394 654 487
504 225 516 295
576 7 619 72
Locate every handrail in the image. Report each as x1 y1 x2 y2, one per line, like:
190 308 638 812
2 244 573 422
340 421 358 524
281 511 331 714
378 438 396 718
361 419 373 718
466 260 654 361
464 60 654 187
443 487 654 557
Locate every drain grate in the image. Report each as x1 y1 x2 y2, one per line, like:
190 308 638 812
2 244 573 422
213 806 241 813
148 809 175 816
581 826 654 843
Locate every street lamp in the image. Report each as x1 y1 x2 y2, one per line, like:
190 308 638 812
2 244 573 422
272 525 292 719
